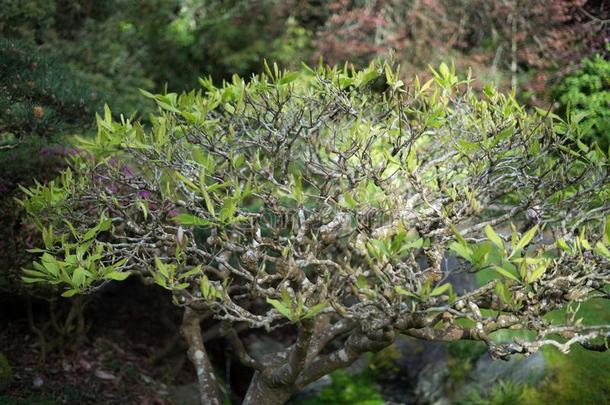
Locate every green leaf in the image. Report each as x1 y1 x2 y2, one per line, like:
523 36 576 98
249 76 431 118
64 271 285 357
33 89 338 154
279 72 299 85
395 286 418 299
152 271 168 288
267 298 293 320
158 101 181 114
64 220 79 239
303 302 327 319
528 262 548 283
594 242 610 258
439 62 450 78
493 265 520 282
180 265 202 280
72 266 86 286
61 289 78 297
201 187 215 217
105 271 130 281
200 275 210 297
484 225 504 250
495 281 512 305
356 275 367 289
449 241 473 261
155 257 169 278
371 240 391 258
173 213 210 226
41 256 60 277
22 268 48 278
430 283 452 297
556 239 571 253
139 89 156 99
449 224 467 246
358 68 379 87
175 172 199 191
21 276 47 284
509 225 538 258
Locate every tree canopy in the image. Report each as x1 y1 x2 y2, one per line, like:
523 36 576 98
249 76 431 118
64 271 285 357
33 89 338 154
19 61 610 404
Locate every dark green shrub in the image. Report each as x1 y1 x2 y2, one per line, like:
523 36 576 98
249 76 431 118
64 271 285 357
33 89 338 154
0 38 101 139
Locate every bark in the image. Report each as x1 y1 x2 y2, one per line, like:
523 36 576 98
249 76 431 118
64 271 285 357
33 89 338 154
242 371 295 405
181 308 222 405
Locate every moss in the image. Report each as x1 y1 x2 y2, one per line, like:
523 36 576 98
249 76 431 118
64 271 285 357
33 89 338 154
367 345 402 376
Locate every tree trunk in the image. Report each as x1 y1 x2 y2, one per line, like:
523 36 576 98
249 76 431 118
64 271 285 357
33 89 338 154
242 371 294 405
182 308 222 405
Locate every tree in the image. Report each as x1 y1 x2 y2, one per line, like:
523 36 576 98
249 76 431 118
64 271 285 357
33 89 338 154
19 61 610 404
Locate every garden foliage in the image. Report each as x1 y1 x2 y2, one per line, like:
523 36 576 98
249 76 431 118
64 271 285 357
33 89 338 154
18 60 610 404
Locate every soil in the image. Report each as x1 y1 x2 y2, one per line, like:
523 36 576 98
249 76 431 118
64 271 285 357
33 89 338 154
0 278 196 405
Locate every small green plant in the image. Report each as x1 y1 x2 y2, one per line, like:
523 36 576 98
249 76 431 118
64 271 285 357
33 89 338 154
458 380 525 405
297 370 383 405
553 52 610 150
447 340 487 382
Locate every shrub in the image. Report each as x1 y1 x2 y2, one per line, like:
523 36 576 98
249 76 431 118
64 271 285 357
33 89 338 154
0 38 101 139
18 61 610 404
553 53 610 150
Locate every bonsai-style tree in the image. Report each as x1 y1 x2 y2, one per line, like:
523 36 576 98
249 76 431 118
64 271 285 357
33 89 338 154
19 61 610 404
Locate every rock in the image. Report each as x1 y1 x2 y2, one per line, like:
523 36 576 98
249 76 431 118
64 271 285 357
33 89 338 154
32 375 44 390
395 337 448 382
457 351 546 398
378 337 448 404
415 361 451 405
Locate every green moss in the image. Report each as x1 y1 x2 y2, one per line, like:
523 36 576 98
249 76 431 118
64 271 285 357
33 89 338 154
367 345 402 376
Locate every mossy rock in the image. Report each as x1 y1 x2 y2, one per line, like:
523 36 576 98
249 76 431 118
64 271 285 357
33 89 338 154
0 352 12 391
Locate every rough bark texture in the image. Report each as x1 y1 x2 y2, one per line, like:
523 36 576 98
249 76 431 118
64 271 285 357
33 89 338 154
242 372 295 405
181 308 221 405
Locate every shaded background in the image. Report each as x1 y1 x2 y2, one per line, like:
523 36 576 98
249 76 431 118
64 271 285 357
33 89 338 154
1 1 609 404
